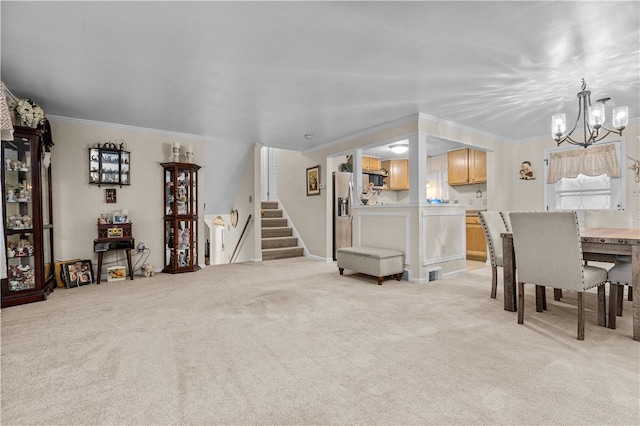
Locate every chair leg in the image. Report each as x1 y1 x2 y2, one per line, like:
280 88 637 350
597 285 606 327
490 266 497 299
517 282 525 325
554 288 563 301
535 285 545 312
608 283 618 330
577 292 585 340
628 286 633 302
617 285 624 316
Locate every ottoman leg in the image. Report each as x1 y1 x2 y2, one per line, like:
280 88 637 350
395 273 402 281
377 277 383 285
339 268 344 275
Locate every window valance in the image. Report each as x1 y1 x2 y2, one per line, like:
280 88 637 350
547 143 620 184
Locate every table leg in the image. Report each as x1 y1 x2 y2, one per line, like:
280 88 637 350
97 252 104 284
632 245 639 341
126 249 134 280
502 235 517 312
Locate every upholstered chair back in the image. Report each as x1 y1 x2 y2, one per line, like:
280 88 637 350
499 211 512 232
510 212 599 293
584 210 633 229
478 211 507 268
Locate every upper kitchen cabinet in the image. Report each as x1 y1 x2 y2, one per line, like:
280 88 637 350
364 156 381 172
346 155 381 172
381 159 409 190
447 148 486 186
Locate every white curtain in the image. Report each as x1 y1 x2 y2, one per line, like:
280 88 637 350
547 143 620 184
426 155 449 200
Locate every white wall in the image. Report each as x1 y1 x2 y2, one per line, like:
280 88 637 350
49 119 205 275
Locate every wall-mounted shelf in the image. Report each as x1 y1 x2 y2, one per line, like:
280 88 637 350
89 142 130 187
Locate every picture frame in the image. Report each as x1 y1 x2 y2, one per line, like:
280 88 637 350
63 260 94 288
306 165 320 196
105 188 117 203
112 215 125 224
107 266 127 282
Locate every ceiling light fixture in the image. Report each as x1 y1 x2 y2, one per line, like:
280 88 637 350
304 133 313 140
389 143 409 154
552 78 628 148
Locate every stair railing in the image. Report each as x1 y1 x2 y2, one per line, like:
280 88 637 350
229 214 252 264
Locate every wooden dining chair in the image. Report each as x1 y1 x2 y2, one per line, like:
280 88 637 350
478 211 507 299
510 212 608 340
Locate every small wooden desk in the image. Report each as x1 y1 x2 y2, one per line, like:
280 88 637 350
94 238 135 284
502 227 640 341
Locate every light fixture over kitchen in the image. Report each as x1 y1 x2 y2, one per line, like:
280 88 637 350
552 78 628 148
389 142 409 154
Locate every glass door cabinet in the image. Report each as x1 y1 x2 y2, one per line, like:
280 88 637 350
162 162 200 273
2 126 55 307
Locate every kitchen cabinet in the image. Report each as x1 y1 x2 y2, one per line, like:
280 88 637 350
364 156 381 172
447 148 486 186
381 159 409 190
2 126 56 307
162 162 200 273
466 214 487 261
346 155 380 172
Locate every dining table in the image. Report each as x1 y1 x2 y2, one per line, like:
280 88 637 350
501 227 640 341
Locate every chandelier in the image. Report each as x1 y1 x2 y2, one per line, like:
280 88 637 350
551 78 628 147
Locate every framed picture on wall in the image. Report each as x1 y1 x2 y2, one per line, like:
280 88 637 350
306 165 320 196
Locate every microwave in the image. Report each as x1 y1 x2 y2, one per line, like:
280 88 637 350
365 173 385 187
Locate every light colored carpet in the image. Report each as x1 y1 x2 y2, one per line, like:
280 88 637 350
1 258 638 425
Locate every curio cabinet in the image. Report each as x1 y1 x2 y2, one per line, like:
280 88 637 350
162 162 200 273
2 126 55 307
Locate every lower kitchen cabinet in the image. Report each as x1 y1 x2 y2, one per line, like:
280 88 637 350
466 214 487 262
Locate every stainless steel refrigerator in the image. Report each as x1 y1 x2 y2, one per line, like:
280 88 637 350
333 172 353 260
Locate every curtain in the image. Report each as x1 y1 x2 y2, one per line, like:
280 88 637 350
426 155 449 200
547 143 620 184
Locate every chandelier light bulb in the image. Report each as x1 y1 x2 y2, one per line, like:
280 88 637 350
551 113 566 140
588 102 605 128
612 106 628 130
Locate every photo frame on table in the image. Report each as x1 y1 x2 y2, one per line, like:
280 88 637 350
107 266 127 282
306 165 320 196
63 260 94 288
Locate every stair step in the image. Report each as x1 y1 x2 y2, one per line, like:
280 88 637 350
262 218 288 228
262 236 298 249
262 209 283 218
262 227 293 238
261 201 279 210
262 246 304 260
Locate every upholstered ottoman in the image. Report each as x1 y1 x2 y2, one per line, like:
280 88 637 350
337 246 404 285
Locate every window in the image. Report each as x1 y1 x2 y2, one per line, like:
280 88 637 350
544 139 626 223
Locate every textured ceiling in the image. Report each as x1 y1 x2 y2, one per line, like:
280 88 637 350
2 1 639 155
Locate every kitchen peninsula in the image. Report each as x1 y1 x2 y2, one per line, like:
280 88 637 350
351 202 467 283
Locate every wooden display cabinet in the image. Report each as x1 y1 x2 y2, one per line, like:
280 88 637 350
2 126 55 307
89 143 130 187
162 162 200 273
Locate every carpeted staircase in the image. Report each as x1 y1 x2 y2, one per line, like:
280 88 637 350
261 201 304 260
